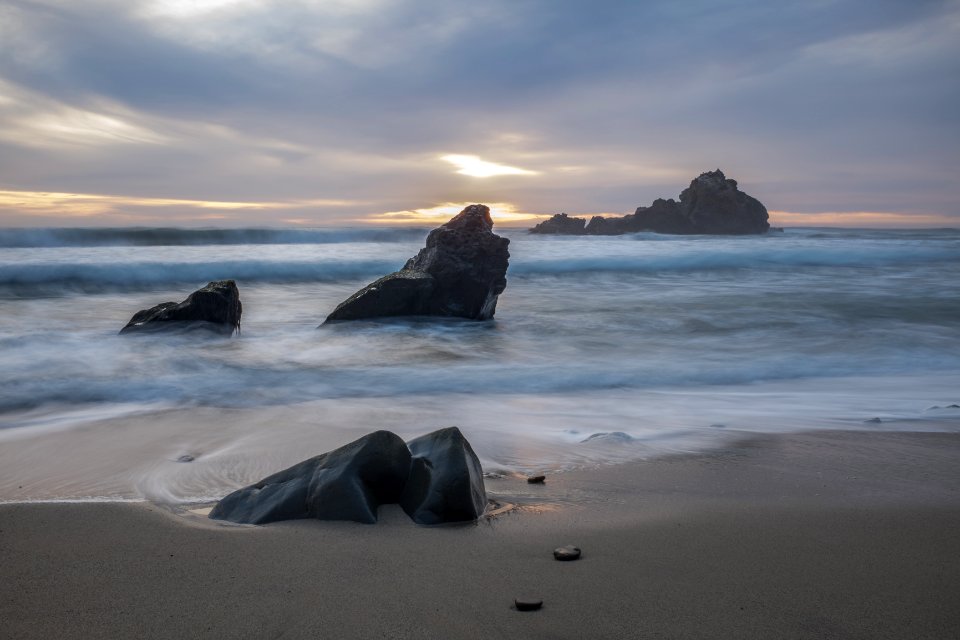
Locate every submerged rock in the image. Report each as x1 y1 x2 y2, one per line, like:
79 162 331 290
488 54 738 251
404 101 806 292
325 204 510 322
400 427 487 525
580 431 635 444
210 428 489 526
120 280 242 336
529 170 769 235
209 430 412 525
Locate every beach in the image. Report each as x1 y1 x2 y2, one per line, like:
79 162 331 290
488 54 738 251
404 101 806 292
3 430 958 639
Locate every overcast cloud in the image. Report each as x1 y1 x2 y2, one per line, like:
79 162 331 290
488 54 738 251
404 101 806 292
0 0 957 226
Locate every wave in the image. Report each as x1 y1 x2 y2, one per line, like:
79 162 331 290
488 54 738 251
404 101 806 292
0 259 398 294
0 227 429 248
1 243 957 294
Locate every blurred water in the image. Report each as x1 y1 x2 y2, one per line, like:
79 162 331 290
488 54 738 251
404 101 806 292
0 226 958 502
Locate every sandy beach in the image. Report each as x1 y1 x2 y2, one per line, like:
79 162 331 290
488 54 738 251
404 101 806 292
2 429 958 639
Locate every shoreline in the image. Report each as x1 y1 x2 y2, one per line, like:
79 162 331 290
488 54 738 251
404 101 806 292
2 430 959 639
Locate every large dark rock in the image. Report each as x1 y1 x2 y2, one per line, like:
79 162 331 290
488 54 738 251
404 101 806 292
120 280 242 335
209 430 412 525
528 170 769 236
529 212 587 235
325 204 509 322
400 427 488 525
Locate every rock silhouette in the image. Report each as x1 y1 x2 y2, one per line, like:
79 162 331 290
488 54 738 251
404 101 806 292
325 204 510 322
530 170 769 235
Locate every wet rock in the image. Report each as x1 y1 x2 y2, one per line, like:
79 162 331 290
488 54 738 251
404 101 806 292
209 430 412 525
120 280 242 336
529 212 587 235
514 599 543 611
527 475 546 484
865 417 883 424
400 427 487 525
527 170 769 235
176 455 195 463
325 204 510 322
553 545 582 561
581 431 635 444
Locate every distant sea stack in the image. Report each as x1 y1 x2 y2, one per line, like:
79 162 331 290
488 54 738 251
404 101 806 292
120 280 241 336
530 170 770 235
325 204 510 323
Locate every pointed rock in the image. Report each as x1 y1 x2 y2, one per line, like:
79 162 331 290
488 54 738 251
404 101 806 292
325 204 510 322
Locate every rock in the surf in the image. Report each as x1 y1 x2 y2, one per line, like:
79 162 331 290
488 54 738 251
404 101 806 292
529 170 769 235
209 430 412 525
553 545 582 561
325 204 510 322
120 280 242 336
400 427 488 525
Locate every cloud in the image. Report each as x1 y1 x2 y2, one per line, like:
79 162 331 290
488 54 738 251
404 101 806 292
0 0 957 227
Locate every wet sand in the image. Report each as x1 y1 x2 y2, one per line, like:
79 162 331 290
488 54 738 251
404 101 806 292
2 430 959 639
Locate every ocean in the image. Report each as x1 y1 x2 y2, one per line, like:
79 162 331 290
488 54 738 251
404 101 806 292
1 225 958 504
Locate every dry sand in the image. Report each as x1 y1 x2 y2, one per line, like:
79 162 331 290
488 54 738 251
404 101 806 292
2 430 959 639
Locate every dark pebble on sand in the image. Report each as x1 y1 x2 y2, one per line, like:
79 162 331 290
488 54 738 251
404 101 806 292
177 455 195 463
515 599 543 611
527 475 546 484
553 545 582 561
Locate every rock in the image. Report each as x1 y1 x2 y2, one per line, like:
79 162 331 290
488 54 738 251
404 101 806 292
553 545 582 561
400 427 488 525
527 170 769 235
527 475 546 484
325 204 510 322
865 417 883 424
176 455 195 463
580 431 634 444
514 599 543 611
529 212 587 235
120 280 242 335
209 430 412 525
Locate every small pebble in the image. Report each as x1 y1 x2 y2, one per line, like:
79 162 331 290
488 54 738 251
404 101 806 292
176 455 195 463
527 475 546 484
514 599 543 611
553 545 582 561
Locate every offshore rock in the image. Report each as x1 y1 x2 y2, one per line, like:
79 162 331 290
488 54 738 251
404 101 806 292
400 427 488 525
528 212 587 235
325 204 510 322
120 280 242 336
209 430 412 525
529 170 769 235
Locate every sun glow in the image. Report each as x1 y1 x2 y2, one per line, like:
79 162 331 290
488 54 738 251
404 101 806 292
368 202 547 226
441 155 538 178
769 210 957 228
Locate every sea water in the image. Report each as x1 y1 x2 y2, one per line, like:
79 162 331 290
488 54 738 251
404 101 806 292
0 226 958 503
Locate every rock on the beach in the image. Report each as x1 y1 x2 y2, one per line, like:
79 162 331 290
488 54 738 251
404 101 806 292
209 430 412 525
528 170 769 235
400 427 488 525
120 280 242 336
514 599 543 611
325 204 510 322
527 475 546 484
553 545 582 561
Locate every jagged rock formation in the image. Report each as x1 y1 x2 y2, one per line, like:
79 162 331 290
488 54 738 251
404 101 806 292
400 427 487 525
530 170 769 235
325 204 510 322
119 280 242 335
210 428 488 526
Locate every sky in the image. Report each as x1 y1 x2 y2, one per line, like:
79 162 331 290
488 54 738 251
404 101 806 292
0 0 958 228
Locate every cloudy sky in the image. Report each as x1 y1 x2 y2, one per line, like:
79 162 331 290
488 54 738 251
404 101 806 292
0 0 957 227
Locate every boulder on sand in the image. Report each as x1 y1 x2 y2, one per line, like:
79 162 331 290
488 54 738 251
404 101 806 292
325 204 510 322
209 428 490 526
400 427 488 525
120 280 242 336
209 430 412 525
